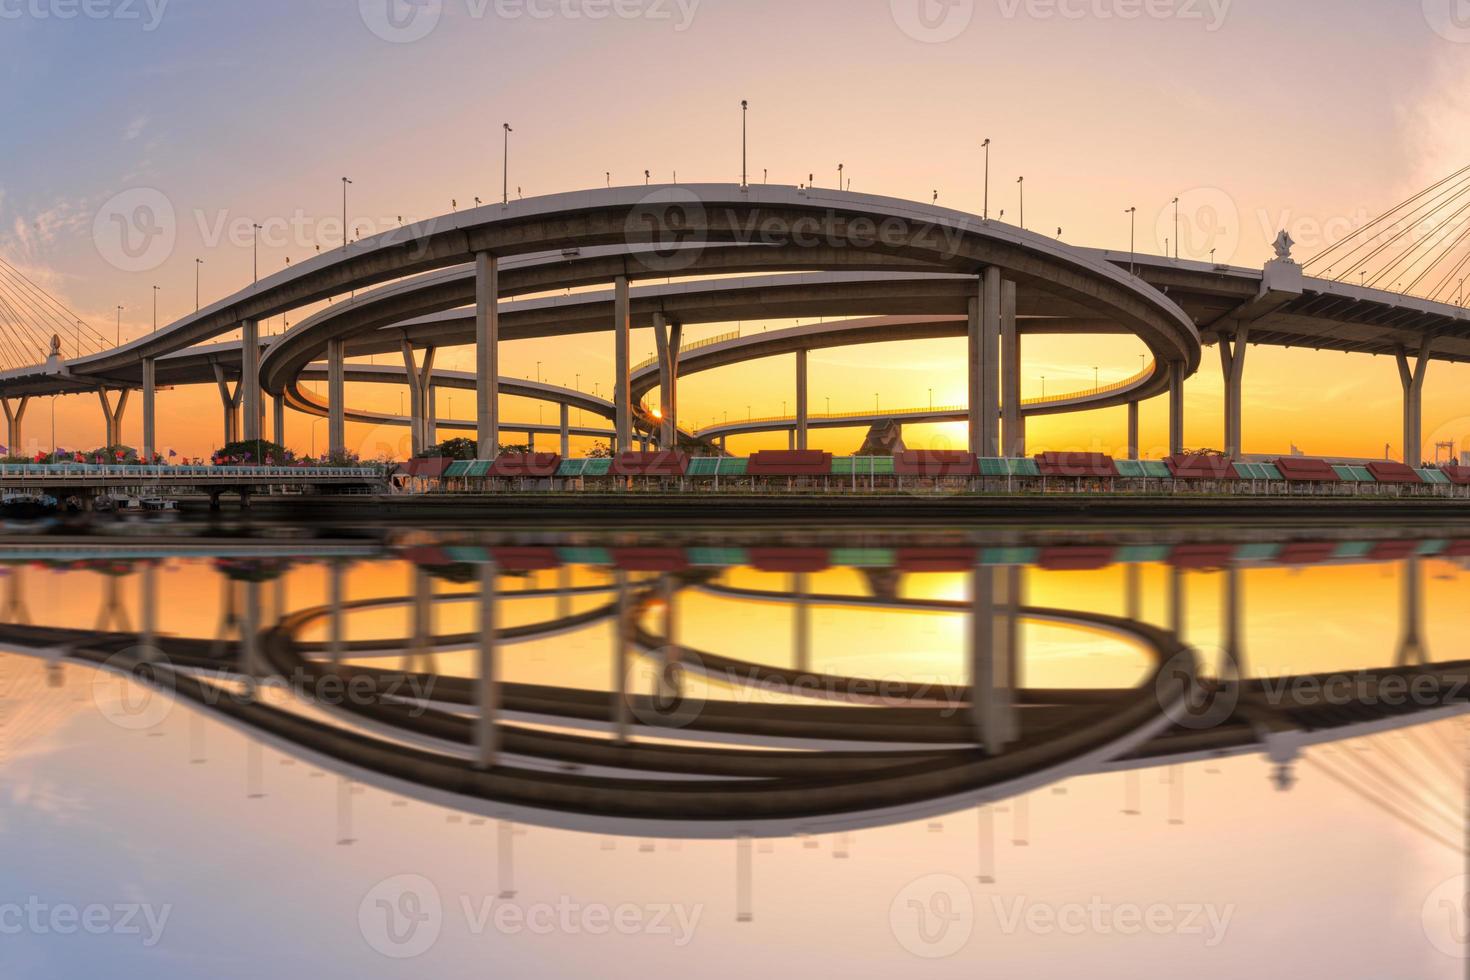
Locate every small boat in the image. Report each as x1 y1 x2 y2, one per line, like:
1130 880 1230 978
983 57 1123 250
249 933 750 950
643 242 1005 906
138 496 179 512
1 491 59 519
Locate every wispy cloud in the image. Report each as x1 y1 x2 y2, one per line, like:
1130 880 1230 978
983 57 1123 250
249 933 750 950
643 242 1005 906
123 114 149 142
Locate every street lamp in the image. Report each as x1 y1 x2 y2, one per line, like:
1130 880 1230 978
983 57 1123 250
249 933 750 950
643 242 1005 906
341 177 352 248
740 100 748 188
837 163 843 190
252 224 262 283
116 305 123 347
981 138 993 220
502 123 513 205
1172 197 1180 259
1125 206 1137 275
152 285 160 332
1017 176 1024 230
1094 366 1099 389
195 258 203 311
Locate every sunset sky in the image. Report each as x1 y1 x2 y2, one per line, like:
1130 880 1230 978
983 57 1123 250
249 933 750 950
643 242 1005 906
3 0 1470 459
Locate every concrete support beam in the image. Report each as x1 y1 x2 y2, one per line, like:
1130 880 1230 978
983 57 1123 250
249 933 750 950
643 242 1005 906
241 319 261 443
652 312 683 450
559 404 570 458
969 563 1017 753
425 385 437 449
2 396 30 456
475 252 500 460
795 348 809 451
1126 401 1139 460
1396 336 1432 466
400 338 437 456
1217 323 1249 460
141 358 156 461
1397 557 1426 666
968 268 1002 456
327 337 346 458
476 562 499 769
212 363 242 446
1000 279 1024 456
1168 362 1185 456
613 275 631 452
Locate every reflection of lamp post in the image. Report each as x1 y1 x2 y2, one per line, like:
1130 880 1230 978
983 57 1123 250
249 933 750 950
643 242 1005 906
1041 375 1046 398
929 388 933 411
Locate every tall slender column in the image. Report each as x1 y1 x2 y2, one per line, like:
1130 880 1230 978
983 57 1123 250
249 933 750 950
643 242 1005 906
653 312 682 450
475 252 500 459
795 348 809 451
328 560 346 663
141 358 156 461
1000 280 1024 456
425 384 437 449
212 363 241 445
1218 324 1249 460
327 337 345 457
97 388 130 448
613 275 631 453
1168 362 1185 456
273 393 285 448
1396 337 1431 466
968 268 1001 456
559 404 570 458
1126 401 1139 460
476 562 499 769
241 319 261 442
400 339 436 456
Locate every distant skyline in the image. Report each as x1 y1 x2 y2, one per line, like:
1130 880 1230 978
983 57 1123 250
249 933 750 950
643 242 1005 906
4 0 1470 458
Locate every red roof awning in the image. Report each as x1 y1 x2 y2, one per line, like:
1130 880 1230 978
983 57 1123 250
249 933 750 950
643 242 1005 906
1037 545 1115 571
1165 454 1238 480
1169 544 1238 569
895 547 976 572
747 548 830 573
1366 460 1422 484
894 450 979 478
490 546 562 571
491 453 562 478
610 547 689 572
1367 540 1418 561
1274 457 1339 482
1440 465 1470 486
1274 541 1337 565
1034 452 1117 478
745 450 833 477
611 451 690 477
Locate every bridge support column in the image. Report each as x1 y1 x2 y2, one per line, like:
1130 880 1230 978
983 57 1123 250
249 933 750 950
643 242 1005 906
241 319 261 443
327 337 345 458
1000 279 1024 456
400 339 437 457
212 363 241 447
1221 565 1245 680
559 404 570 458
652 312 683 450
1168 362 1185 456
141 358 156 462
967 268 1001 456
1126 401 1139 460
795 348 809 451
272 393 285 449
475 252 500 460
969 563 1017 754
793 572 811 673
1397 557 1426 665
1396 337 1431 466
328 560 346 663
2 396 30 456
425 385 437 449
97 388 130 449
613 275 631 453
1218 324 1249 460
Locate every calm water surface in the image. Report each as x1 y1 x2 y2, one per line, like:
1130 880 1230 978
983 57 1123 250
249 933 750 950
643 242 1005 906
3 519 1469 978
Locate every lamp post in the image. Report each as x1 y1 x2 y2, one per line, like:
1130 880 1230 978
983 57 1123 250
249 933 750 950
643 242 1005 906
740 100 748 188
1017 176 1024 230
1125 206 1137 275
116 305 123 347
252 224 262 283
1172 197 1180 259
837 163 843 191
502 123 513 205
195 258 203 311
341 177 352 248
152 285 160 332
981 138 990 220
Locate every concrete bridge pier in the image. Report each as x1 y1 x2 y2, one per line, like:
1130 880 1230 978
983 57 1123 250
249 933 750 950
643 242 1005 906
2 566 29 625
1396 337 1431 465
652 312 683 450
1126 402 1140 460
613 275 631 453
1218 324 1249 460
327 337 346 458
795 348 809 451
401 339 437 456
613 571 630 743
97 387 130 449
475 251 500 460
140 562 157 652
2 396 30 456
559 404 570 458
967 268 1002 456
328 560 347 663
970 564 1018 753
1168 363 1185 456
1000 279 1024 456
273 393 286 448
94 573 131 633
1169 565 1186 637
1220 565 1246 680
241 319 261 443
211 363 242 446
425 385 438 449
141 359 156 461
793 572 811 674
409 566 433 675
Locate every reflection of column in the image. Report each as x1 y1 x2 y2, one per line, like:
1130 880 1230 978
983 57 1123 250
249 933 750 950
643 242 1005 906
497 819 517 898
328 561 346 663
1168 766 1184 825
1221 565 1245 680
976 804 996 883
1169 566 1185 638
736 836 753 923
793 572 811 674
556 565 572 622
4 566 30 625
1397 557 1426 666
614 571 630 744
140 563 157 651
1123 770 1140 815
476 562 499 769
336 776 356 844
970 565 1016 753
410 566 432 674
1011 794 1030 846
189 712 207 764
1125 564 1142 622
247 741 265 799
242 580 262 686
